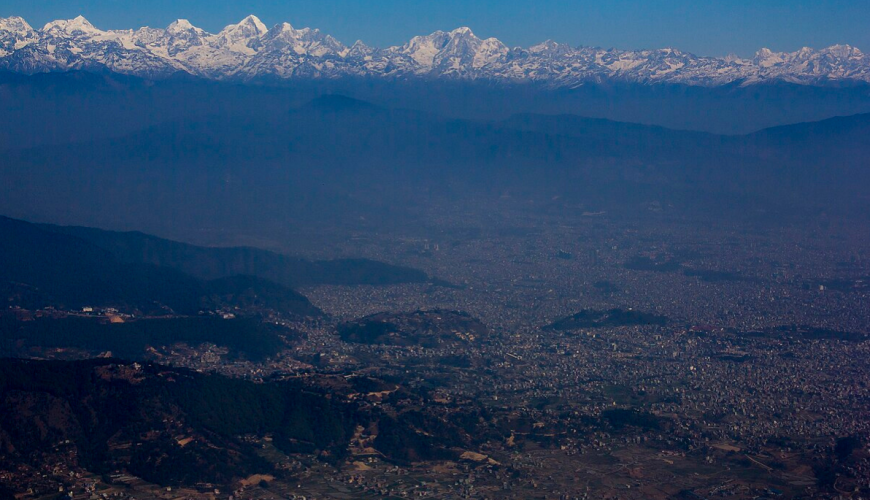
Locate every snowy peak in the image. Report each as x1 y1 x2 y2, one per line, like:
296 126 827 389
243 15 268 33
0 14 867 87
262 22 303 46
0 16 33 33
221 15 268 37
529 40 567 54
262 22 344 56
42 15 100 35
723 53 746 64
270 22 296 36
348 40 372 55
214 15 268 55
397 31 454 67
748 45 870 82
0 16 37 57
394 27 508 72
755 47 793 66
166 19 206 36
821 44 863 59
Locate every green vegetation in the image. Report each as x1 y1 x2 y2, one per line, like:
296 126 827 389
0 216 320 317
624 256 682 273
810 277 870 293
172 375 356 453
44 222 431 287
835 436 861 461
0 359 355 486
0 316 288 361
744 325 868 342
373 408 489 464
0 358 501 485
339 319 399 345
683 269 745 282
546 308 667 331
338 310 488 348
601 408 662 431
592 280 620 294
374 415 456 463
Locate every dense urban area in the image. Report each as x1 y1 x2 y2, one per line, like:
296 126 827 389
2 203 868 500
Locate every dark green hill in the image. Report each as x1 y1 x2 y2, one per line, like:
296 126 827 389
546 308 668 331
0 216 320 317
0 358 355 486
0 358 500 486
338 310 489 348
4 94 869 241
0 315 288 361
40 222 431 287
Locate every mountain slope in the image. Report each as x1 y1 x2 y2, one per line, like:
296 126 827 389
39 221 432 287
1 14 869 87
2 97 868 240
0 358 502 486
0 216 321 316
0 359 356 485
1 72 868 150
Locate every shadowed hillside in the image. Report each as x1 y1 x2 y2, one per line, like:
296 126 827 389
2 94 868 241
0 216 321 316
40 221 432 287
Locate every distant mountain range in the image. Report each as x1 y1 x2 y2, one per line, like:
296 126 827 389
1 14 869 87
2 94 868 243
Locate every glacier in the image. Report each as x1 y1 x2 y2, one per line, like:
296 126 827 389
1 15 868 87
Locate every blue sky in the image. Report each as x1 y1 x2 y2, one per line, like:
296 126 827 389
2 0 868 57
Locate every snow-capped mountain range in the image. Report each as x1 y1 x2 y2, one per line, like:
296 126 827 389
1 14 869 87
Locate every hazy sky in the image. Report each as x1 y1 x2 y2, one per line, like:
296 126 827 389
2 0 868 57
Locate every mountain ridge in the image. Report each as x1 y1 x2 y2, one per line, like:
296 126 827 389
2 95 868 244
0 215 323 317
2 14 869 87
30 218 433 287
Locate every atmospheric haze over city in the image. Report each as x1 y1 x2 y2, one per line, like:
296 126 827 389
0 1 869 499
